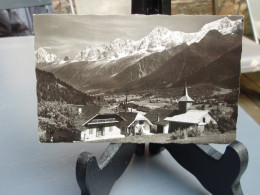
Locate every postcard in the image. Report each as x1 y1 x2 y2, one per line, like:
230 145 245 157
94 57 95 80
34 15 243 143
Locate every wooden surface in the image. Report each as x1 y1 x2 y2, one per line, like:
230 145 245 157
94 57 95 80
239 71 260 125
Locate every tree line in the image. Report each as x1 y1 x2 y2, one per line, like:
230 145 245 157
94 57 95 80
36 68 93 105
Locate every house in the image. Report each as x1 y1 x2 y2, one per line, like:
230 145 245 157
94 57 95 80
164 83 217 134
165 110 217 134
75 104 126 141
145 108 180 134
119 112 153 135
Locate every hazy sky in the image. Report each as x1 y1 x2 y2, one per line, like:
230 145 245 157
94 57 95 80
34 15 239 58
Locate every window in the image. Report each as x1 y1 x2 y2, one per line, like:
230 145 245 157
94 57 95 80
139 121 144 125
109 126 113 132
203 117 206 123
89 129 93 134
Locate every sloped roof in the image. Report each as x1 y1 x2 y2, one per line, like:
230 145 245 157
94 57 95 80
145 108 180 126
119 112 152 127
145 108 173 122
74 104 118 131
165 110 210 124
119 112 138 127
178 95 194 102
178 83 194 102
82 105 114 122
135 113 153 126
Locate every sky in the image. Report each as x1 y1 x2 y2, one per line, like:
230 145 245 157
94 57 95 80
34 15 240 58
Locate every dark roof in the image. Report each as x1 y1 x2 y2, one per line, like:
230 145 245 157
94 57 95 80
145 108 181 126
82 105 113 121
74 104 117 131
145 108 173 123
118 112 138 127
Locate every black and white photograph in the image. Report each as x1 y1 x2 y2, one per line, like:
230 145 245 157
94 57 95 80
34 14 243 143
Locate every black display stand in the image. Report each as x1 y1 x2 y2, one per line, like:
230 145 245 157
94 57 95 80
76 142 248 195
76 1 249 194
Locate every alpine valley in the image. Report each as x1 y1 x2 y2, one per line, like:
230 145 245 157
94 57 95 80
35 17 243 95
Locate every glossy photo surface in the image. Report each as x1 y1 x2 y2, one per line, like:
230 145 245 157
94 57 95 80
34 15 243 143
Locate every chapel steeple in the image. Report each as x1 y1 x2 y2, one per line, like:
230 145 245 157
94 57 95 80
178 82 194 113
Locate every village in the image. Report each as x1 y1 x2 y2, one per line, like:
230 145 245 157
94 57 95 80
60 83 237 144
38 77 237 144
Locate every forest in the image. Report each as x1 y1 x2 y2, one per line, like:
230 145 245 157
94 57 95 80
36 68 93 105
36 68 93 142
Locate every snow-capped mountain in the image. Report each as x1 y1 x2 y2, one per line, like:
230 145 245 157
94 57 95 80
35 47 57 63
73 17 242 62
56 56 73 65
201 16 243 35
74 39 136 61
38 16 242 93
36 17 242 64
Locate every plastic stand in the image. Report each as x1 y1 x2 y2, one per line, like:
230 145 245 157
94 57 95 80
76 1 249 194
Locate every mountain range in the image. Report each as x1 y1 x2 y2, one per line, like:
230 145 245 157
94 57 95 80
35 47 57 63
35 17 243 94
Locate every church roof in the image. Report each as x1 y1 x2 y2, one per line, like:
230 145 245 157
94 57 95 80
165 110 210 124
178 83 194 102
178 95 194 102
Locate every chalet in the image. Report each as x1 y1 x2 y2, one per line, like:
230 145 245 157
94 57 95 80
119 112 153 135
75 105 126 141
165 83 217 134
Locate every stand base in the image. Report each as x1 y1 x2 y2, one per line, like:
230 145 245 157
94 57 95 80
76 141 248 195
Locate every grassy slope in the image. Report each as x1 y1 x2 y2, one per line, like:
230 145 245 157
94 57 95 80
87 131 236 144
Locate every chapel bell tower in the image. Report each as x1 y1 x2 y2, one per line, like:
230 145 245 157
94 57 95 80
178 83 194 113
